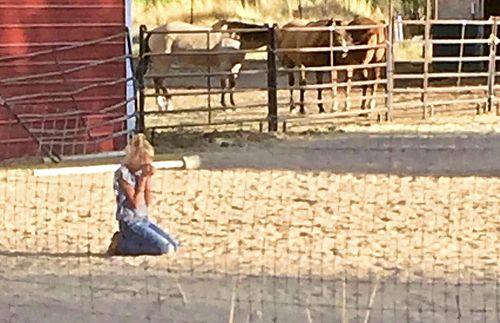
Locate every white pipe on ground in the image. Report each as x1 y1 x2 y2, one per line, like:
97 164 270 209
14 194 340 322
32 155 201 177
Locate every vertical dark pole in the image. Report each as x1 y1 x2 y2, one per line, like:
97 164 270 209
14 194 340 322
206 30 212 125
386 0 394 122
487 18 498 113
138 25 147 134
266 24 278 132
190 0 194 24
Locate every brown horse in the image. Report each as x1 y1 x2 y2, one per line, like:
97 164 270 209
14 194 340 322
277 19 350 114
340 16 387 111
136 21 244 111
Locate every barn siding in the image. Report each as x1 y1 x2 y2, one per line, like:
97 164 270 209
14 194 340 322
0 0 128 162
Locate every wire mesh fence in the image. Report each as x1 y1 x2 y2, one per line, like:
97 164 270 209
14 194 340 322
0 118 498 322
0 31 136 163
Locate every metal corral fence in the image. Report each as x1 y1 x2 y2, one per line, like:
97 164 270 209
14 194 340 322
137 17 500 137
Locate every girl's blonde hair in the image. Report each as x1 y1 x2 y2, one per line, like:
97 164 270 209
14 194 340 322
123 133 155 165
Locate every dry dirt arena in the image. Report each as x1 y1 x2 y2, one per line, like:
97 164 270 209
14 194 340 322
0 114 499 322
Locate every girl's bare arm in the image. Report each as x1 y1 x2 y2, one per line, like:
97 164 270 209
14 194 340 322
144 176 153 206
118 176 147 209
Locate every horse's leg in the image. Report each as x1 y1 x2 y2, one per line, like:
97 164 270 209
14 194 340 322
288 70 295 113
226 63 241 108
220 77 227 107
316 72 325 113
159 77 173 111
331 69 339 112
345 68 353 111
369 66 381 110
162 85 174 112
153 77 173 111
299 67 307 114
229 73 237 106
360 68 370 110
153 78 166 111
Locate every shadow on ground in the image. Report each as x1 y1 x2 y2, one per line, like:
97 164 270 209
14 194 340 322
152 130 500 177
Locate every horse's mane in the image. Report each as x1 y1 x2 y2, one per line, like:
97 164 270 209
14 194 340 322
215 19 266 29
348 16 384 45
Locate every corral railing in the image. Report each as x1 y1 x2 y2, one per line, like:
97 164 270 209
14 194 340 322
137 18 500 137
136 24 272 137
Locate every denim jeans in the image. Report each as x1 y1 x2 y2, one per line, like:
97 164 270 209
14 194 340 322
117 218 179 255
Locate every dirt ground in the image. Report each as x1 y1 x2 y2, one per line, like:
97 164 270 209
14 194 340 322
0 112 499 322
141 60 499 134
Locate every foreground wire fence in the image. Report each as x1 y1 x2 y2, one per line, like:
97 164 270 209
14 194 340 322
0 123 499 322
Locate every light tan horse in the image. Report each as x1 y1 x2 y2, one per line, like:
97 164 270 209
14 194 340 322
136 21 244 111
276 19 350 114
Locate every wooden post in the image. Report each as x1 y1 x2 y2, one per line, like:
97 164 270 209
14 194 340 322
386 0 395 122
138 25 147 133
266 24 278 132
487 18 498 113
422 0 432 119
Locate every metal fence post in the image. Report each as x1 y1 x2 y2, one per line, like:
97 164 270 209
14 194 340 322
487 19 498 113
385 2 395 122
137 24 147 134
266 24 278 132
125 27 138 137
422 3 432 119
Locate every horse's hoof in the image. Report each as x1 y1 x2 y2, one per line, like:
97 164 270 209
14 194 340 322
156 96 168 111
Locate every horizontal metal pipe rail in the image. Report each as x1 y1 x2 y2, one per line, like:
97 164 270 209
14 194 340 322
0 32 126 62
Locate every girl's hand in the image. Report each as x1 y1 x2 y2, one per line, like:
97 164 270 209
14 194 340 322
141 164 155 177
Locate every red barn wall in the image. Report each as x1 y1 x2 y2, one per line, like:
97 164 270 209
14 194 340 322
0 0 128 161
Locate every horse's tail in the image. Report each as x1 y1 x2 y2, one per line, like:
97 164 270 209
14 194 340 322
135 33 152 90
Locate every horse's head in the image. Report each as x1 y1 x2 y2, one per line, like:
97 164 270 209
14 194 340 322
214 19 268 50
321 18 351 58
337 29 352 59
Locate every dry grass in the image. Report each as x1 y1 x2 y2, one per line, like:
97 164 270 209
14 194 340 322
394 37 425 60
132 0 420 59
132 0 386 32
